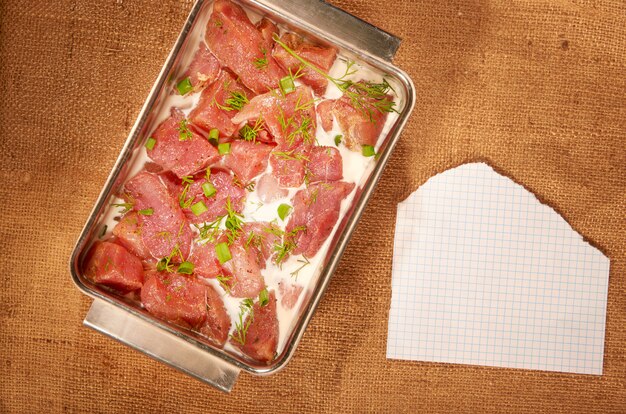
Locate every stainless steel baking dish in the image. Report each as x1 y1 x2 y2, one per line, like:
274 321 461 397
69 0 414 392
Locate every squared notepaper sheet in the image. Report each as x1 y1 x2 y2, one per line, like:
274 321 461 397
387 163 610 375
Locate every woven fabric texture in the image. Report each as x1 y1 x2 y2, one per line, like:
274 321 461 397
0 0 624 412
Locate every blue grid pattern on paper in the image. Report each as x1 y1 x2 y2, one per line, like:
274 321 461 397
386 163 610 375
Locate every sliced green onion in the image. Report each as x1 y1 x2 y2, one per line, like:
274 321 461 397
259 288 269 307
362 145 376 157
190 201 208 216
145 137 156 150
277 203 292 221
279 75 295 95
218 142 231 155
138 208 154 216
334 135 342 146
215 242 232 264
208 128 220 145
202 182 217 198
177 261 194 275
176 77 193 96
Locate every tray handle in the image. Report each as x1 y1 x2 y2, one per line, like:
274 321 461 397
259 0 401 62
84 299 240 393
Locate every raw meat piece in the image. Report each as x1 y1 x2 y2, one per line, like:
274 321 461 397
179 42 221 93
199 284 231 346
307 146 342 183
273 33 337 96
242 221 281 267
205 0 285 94
141 271 230 346
256 18 278 50
112 212 151 260
189 71 249 138
316 99 334 132
124 172 193 260
147 108 220 178
84 241 144 293
189 240 223 280
332 82 390 150
286 181 355 258
256 173 288 203
177 170 246 224
279 282 303 310
220 140 273 183
232 85 317 149
221 236 265 298
232 291 279 363
269 143 311 188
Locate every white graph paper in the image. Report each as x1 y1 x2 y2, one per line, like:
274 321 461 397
386 163 610 375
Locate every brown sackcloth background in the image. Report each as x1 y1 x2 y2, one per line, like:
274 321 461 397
1 0 625 412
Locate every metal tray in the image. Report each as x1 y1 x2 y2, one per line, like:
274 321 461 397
69 0 415 392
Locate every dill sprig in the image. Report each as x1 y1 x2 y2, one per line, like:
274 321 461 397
230 298 254 345
273 225 307 266
239 116 264 142
253 48 269 70
290 256 311 280
177 119 193 141
216 274 233 293
179 176 195 209
272 150 310 162
156 244 184 273
273 35 397 121
194 216 224 245
112 202 133 214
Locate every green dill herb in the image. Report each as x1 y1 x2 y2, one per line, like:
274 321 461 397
274 35 397 121
230 298 255 345
177 118 193 141
253 48 269 69
290 256 311 279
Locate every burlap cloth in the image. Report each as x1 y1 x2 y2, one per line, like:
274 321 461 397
1 0 624 412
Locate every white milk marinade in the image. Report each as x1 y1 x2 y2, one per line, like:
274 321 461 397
100 2 401 360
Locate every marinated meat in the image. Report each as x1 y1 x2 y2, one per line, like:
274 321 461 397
147 108 220 178
84 241 144 293
286 181 355 258
124 172 193 260
205 0 285 94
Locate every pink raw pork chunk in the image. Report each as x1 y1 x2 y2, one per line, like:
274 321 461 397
83 241 144 293
147 108 220 178
220 235 265 298
189 71 249 138
231 291 279 363
112 212 151 260
233 85 316 148
233 86 316 187
273 33 337 96
256 18 278 50
242 222 281 267
141 271 231 346
205 0 285 94
320 82 392 150
269 143 311 188
307 146 342 183
316 99 335 132
178 42 220 93
124 172 193 260
286 181 355 258
279 281 303 310
176 170 246 224
256 173 288 203
220 140 273 183
189 240 223 280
